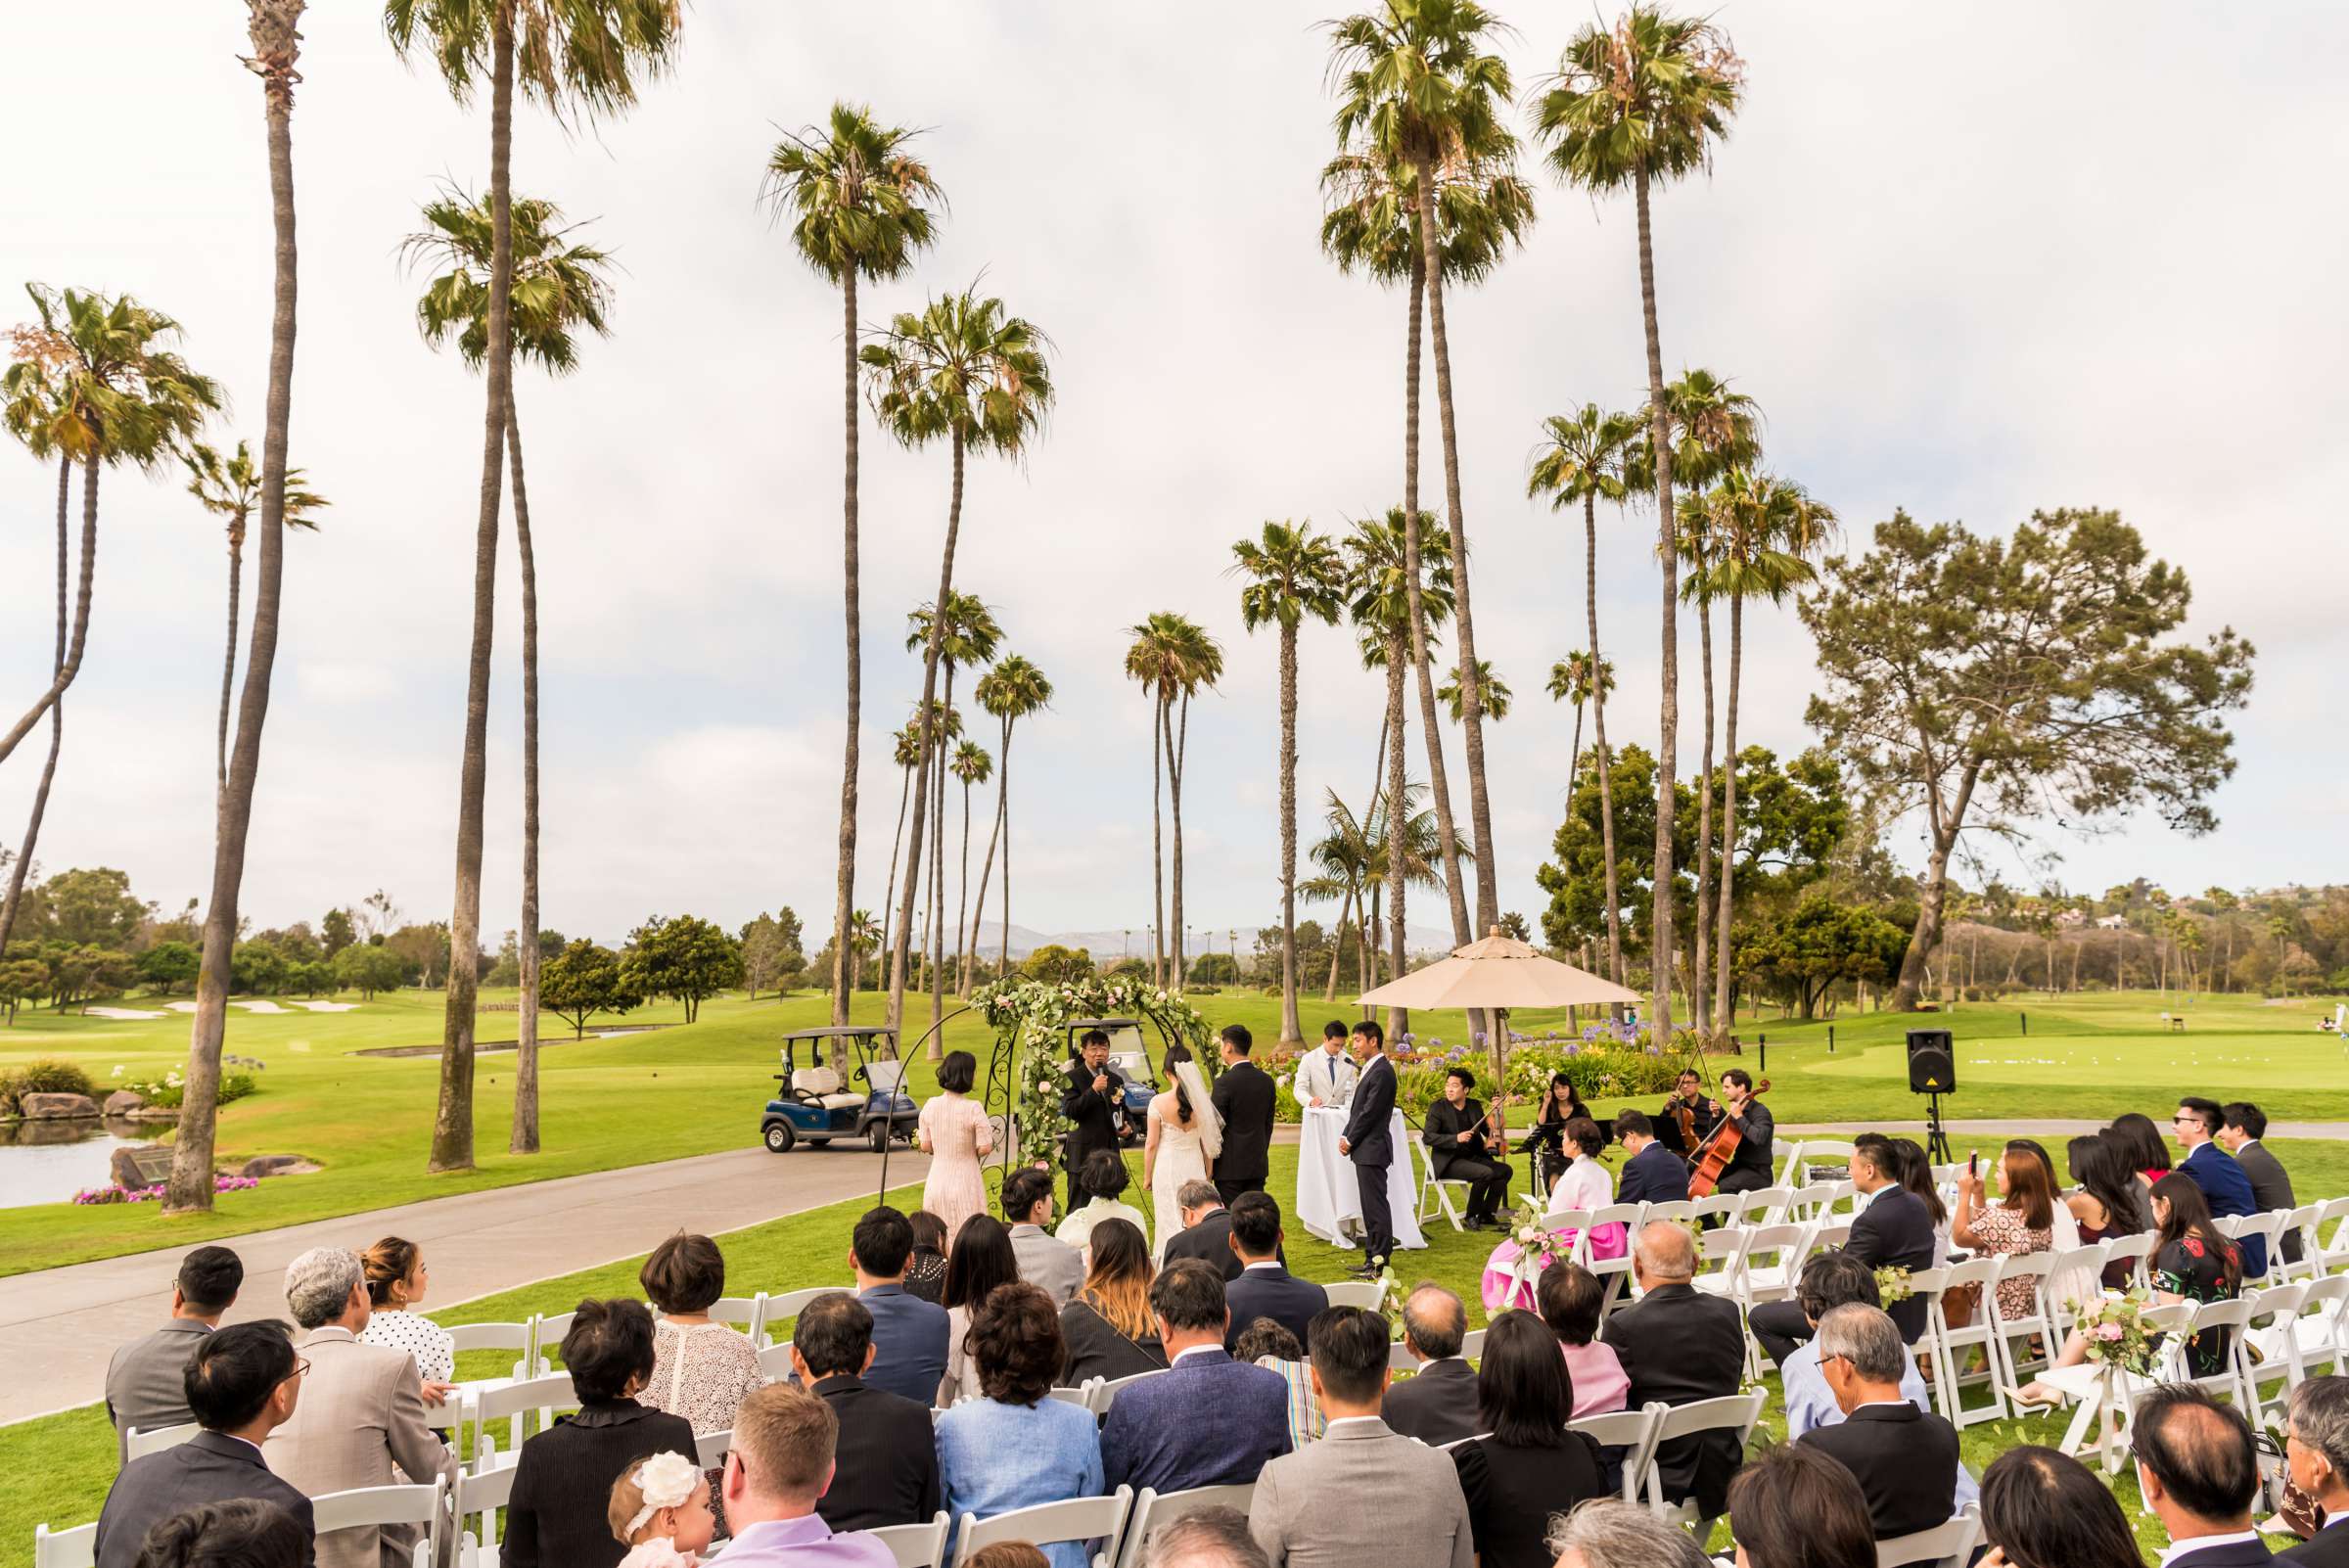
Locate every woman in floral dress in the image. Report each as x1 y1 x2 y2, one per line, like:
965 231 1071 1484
919 1050 995 1247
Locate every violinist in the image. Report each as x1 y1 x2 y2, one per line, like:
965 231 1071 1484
1654 1069 1722 1160
1518 1072 1603 1197
1708 1069 1775 1195
1424 1066 1512 1228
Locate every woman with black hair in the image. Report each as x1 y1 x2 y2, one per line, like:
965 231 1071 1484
2065 1134 2150 1289
1517 1072 1603 1197
1449 1310 1608 1568
940 1215 1021 1407
919 1049 996 1247
130 1499 308 1568
1058 1218 1166 1384
1975 1445 2143 1568
904 1210 951 1304
2106 1112 2175 1185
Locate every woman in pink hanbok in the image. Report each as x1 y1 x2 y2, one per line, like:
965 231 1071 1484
1483 1117 1622 1312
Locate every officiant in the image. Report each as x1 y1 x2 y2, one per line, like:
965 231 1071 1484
1059 1028 1127 1211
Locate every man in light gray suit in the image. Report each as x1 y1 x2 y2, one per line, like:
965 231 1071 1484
1002 1166 1085 1307
1248 1306 1473 1568
107 1244 244 1464
264 1247 454 1568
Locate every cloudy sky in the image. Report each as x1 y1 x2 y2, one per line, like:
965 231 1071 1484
4 3 2343 951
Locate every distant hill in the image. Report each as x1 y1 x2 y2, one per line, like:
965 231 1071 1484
957 920 1460 963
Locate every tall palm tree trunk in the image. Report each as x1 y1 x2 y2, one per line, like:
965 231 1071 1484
1568 698 1585 793
0 457 100 767
508 393 541 1154
1148 693 1167 986
1711 594 1744 1033
886 428 963 1054
1324 884 1354 1000
0 459 73 954
216 528 244 807
1585 492 1625 992
1277 621 1304 1046
170 0 303 1213
878 758 912 986
954 769 974 995
1170 690 1190 990
1691 593 1715 1035
929 667 950 1036
1412 152 1498 943
431 9 515 1174
1382 632 1408 1040
830 267 861 1026
997 714 1016 982
1400 249 1471 953
1633 167 1679 1041
963 741 1003 993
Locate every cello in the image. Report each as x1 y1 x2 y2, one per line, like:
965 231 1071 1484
1686 1078 1770 1198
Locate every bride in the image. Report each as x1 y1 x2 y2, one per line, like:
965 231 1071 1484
1143 1043 1221 1263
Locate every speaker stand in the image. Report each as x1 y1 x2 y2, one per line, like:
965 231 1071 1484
1922 1091 1955 1166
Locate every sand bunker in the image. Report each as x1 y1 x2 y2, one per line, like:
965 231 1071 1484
288 1000 359 1012
86 1006 167 1020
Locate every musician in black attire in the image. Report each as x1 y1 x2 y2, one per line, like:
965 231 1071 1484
1516 1072 1603 1197
1652 1069 1723 1161
1709 1068 1774 1196
1059 1029 1128 1212
1426 1066 1512 1228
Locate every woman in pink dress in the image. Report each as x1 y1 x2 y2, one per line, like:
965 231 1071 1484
919 1050 995 1247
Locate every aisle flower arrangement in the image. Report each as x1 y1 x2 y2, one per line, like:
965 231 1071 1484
2067 1289 2160 1376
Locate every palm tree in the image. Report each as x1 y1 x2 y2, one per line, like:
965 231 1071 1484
947 739 992 991
1533 6 1744 1038
403 187 617 1156
1329 0 1527 949
1525 402 1640 989
1438 661 1509 721
1307 784 1450 999
875 721 923 979
862 290 1053 1042
166 3 301 1216
1545 651 1614 788
1131 615 1222 991
762 104 943 1028
967 653 1051 990
847 908 881 992
904 592 999 1040
1231 520 1347 1045
386 0 681 1176
182 440 327 806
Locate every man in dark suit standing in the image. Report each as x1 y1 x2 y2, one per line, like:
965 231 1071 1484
1601 1222 1749 1523
95 1321 316 1568
2178 1097 2267 1278
2135 1384 2274 1567
1749 1139 1936 1365
793 1292 940 1533
1102 1261 1291 1495
1796 1305 1959 1540
2281 1376 2349 1565
1337 1020 1398 1275
1612 1112 1691 1207
105 1245 245 1464
1210 1023 1276 1204
1380 1285 1479 1446
1058 1029 1127 1212
1223 1192 1328 1351
2222 1102 2302 1267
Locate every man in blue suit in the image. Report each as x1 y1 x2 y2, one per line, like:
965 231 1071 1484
851 1206 950 1406
2177 1098 2267 1279
1612 1111 1691 1207
1223 1192 1328 1352
1338 1019 1398 1275
1102 1260 1291 1495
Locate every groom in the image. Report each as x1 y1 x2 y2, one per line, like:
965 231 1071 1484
1335 1019 1397 1277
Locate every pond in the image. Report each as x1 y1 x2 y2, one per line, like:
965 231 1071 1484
0 1118 149 1208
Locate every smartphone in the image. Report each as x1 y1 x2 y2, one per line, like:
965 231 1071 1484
1967 1151 1979 1178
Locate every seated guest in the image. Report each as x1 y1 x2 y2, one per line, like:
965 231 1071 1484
1535 1262 1627 1417
1423 1066 1511 1228
1725 1444 1875 1568
1235 1317 1323 1452
1796 1304 1960 1540
2222 1101 2300 1265
1543 1499 1713 1568
1752 1137 1936 1366
1161 1180 1243 1282
850 1206 950 1405
1975 1446 2146 1568
1953 1144 2055 1325
1778 1254 1931 1439
96 1322 315 1568
127 1499 310 1568
2177 1097 2267 1278
1101 1260 1290 1494
934 1283 1105 1568
2066 1133 2153 1290
1610 1112 1688 1207
1057 1149 1150 1252
503 1299 698 1568
1141 1507 1271 1568
1222 1193 1326 1352
2282 1377 2349 1565
709 1382 894 1566
1247 1307 1473 1568
2108 1110 2176 1185
1597 1222 1745 1522
1380 1284 1477 1447
355 1237 455 1397
790 1292 939 1534
1483 1122 1616 1312
264 1247 453 1568
940 1216 1022 1407
2131 1383 2271 1568
1059 1219 1168 1385
639 1231 766 1434
605 1451 715 1568
903 1211 950 1305
108 1245 245 1464
1449 1310 1608 1568
1881 1137 1953 1259
1003 1167 1085 1307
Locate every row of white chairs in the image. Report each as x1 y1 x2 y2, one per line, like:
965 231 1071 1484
36 1477 454 1568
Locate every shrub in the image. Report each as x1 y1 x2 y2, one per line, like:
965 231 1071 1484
0 1057 97 1115
107 1068 257 1111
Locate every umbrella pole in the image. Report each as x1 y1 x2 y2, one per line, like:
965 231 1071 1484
1491 1006 1509 1149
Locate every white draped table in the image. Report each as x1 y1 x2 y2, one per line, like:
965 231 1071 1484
1293 1104 1427 1252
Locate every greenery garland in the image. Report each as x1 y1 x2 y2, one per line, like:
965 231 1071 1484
971 975 1214 1169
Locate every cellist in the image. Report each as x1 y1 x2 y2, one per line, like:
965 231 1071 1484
1653 1069 1721 1160
1706 1069 1776 1196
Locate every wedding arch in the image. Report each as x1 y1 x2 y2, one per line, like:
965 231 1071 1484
969 975 1215 1174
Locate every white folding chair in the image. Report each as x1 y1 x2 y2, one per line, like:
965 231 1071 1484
696 1428 734 1470
2295 1275 2349 1379
954 1485 1133 1566
1112 1484 1257 1568
760 1285 856 1348
2278 1205 2325 1283
757 1340 799 1381
1687 1227 1751 1301
1572 1203 1647 1308
2234 1213 2287 1286
455 1439 517 1568
2317 1197 2349 1273
1927 1256 2007 1427
1047 1381 1102 1409
1323 1280 1384 1311
1570 1402 1667 1504
1988 1253 2060 1388
1090 1369 1169 1413
1642 1390 1768 1528
1783 1141 1857 1189
864 1510 951 1568
706 1293 769 1345
1739 1186 1798 1225
2101 1231 2157 1290
464 1372 577 1471
2169 1297 2258 1411
124 1420 201 1461
1788 1182 1839 1222
1808 1222 1854 1255
446 1320 535 1379
2242 1284 2308 1425
31 1523 95 1568
2043 1242 2110 1341
1876 1503 1980 1568
312 1477 450 1568
1414 1133 1470 1232
525 1311 576 1373
1461 1327 1486 1361
1902 1266 1951 1392
1689 1193 1741 1227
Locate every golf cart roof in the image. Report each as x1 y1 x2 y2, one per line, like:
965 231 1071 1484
1068 1018 1141 1032
780 1027 899 1041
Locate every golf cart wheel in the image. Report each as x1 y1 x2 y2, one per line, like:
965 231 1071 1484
762 1122 795 1154
867 1122 890 1153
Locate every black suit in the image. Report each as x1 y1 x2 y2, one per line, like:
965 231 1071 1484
1712 1096 1774 1195
2169 1538 2277 1567
1059 1060 1127 1209
1798 1402 1959 1541
1381 1357 1480 1447
2236 1141 2303 1265
1617 1140 1691 1208
1342 1053 1398 1265
1601 1281 1748 1519
1652 1094 1722 1160
1751 1185 1940 1364
1425 1096 1511 1222
809 1373 941 1534
2281 1521 2349 1565
1210 1059 1277 1202
95 1429 317 1568
1223 1264 1329 1354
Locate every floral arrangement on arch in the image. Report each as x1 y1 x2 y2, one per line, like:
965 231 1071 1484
970 975 1213 1170
2064 1289 2160 1377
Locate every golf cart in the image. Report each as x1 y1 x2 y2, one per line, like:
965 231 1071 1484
1064 1017 1159 1147
762 1026 919 1153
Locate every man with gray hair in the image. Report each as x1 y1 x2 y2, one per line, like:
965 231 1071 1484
1162 1177 1243 1281
1545 1498 1713 1568
2282 1376 2349 1564
1379 1283 1476 1446
264 1247 453 1568
1796 1302 1959 1540
1597 1222 1745 1522
1146 1505 1271 1568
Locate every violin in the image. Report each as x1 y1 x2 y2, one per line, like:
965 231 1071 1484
1687 1079 1771 1198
